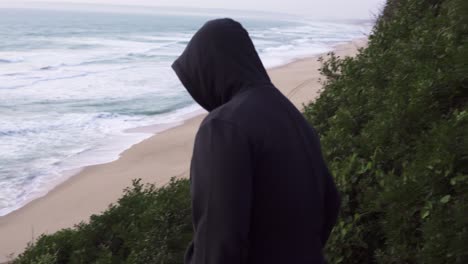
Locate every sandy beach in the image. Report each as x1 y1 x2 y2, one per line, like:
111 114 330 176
0 39 367 262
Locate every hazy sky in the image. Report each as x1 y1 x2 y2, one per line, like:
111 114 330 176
1 0 387 19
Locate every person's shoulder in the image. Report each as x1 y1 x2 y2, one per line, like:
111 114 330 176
197 111 247 143
199 85 283 135
199 110 236 129
216 86 277 118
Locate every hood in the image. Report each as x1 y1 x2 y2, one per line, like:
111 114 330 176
171 18 271 111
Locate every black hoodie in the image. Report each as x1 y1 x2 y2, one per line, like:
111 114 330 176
172 18 340 264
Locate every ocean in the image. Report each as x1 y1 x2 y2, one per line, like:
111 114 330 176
0 7 372 216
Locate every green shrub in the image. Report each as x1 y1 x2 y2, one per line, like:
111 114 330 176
14 178 192 264
304 0 468 262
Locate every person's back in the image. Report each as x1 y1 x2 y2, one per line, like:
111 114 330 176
172 18 340 264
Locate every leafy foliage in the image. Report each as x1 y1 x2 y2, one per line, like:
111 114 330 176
304 0 468 263
13 178 192 264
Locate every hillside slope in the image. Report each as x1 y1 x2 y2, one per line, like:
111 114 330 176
304 0 467 262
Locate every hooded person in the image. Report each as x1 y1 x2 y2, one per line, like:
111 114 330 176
171 18 340 264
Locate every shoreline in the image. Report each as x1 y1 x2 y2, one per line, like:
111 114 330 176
0 40 360 218
0 38 367 262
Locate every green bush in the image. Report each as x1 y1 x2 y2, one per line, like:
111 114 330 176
14 178 192 264
304 0 468 263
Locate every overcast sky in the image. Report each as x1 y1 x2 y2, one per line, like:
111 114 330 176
1 0 387 19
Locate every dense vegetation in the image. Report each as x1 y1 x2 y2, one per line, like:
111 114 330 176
13 179 193 264
13 0 467 263
304 0 468 262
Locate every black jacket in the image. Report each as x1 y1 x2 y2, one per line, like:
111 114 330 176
172 18 340 264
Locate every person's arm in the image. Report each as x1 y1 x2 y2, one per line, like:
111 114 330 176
307 125 341 246
321 167 340 246
188 118 253 264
